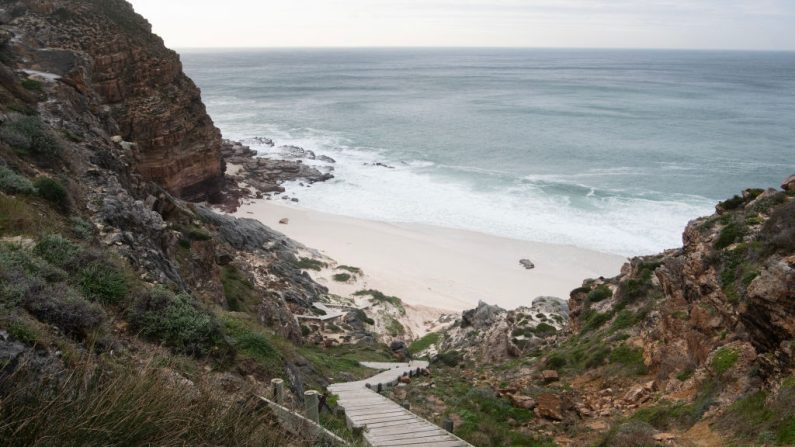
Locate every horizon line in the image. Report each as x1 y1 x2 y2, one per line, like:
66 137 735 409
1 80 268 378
174 45 795 53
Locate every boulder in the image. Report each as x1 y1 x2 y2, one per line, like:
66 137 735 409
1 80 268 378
279 218 289 224
542 369 559 383
534 393 564 421
509 394 537 410
519 259 535 269
782 174 795 191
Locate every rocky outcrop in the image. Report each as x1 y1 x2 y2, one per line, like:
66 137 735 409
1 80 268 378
219 139 333 211
4 0 223 202
440 297 568 362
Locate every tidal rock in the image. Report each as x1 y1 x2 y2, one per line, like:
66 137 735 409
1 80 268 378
519 259 535 269
317 155 336 163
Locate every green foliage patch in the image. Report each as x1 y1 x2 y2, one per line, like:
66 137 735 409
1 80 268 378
711 347 739 374
129 287 229 357
0 166 35 195
293 257 327 271
409 332 440 354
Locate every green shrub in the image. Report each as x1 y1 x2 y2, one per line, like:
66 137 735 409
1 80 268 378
354 289 403 307
129 287 228 357
711 347 739 374
582 310 612 332
610 309 637 332
585 346 611 368
336 265 361 274
676 368 694 381
22 282 106 338
409 332 440 354
436 350 463 367
718 195 745 211
610 344 647 375
332 273 351 282
713 385 795 445
79 262 128 305
21 78 43 91
0 166 35 194
0 242 66 285
33 234 79 268
293 257 327 271
7 320 39 345
385 317 405 337
532 322 557 337
546 353 567 370
587 284 613 303
221 266 258 312
715 221 745 250
70 217 94 240
33 176 69 210
0 115 62 157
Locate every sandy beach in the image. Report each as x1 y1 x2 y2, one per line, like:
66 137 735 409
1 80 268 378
234 199 626 311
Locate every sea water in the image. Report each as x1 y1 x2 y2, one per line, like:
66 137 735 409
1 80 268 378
181 48 795 256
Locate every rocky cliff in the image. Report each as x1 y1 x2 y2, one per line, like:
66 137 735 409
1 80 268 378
416 178 795 446
3 0 224 201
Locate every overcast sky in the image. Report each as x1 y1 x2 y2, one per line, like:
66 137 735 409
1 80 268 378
126 0 795 50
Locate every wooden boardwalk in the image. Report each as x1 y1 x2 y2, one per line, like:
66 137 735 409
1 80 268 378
328 361 473 447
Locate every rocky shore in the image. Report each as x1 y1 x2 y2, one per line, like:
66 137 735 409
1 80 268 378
218 139 334 212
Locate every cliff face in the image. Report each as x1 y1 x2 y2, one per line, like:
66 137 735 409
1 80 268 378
5 0 223 201
422 180 795 446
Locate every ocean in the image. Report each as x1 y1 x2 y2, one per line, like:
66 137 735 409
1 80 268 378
180 48 795 256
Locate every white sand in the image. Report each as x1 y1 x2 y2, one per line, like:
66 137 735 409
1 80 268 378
235 200 626 311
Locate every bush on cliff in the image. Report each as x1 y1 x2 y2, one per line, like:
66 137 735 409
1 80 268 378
0 166 35 195
33 176 70 211
587 284 613 303
129 287 230 357
0 114 62 158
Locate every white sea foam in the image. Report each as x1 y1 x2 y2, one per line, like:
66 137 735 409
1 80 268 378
230 129 715 257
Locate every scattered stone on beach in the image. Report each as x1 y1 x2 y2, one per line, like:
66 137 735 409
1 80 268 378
520 259 535 270
279 218 289 225
291 198 299 202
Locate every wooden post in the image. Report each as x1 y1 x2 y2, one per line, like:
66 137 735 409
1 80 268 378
271 378 284 404
376 383 383 393
443 418 454 433
402 402 411 410
304 390 320 423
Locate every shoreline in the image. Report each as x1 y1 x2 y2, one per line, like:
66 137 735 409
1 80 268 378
233 198 627 311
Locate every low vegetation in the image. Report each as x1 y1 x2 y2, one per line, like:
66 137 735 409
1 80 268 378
332 272 351 282
0 357 292 447
129 287 229 358
293 256 327 271
221 265 259 312
409 331 441 355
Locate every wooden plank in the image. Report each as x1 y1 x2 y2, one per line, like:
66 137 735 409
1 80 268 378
328 360 472 447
